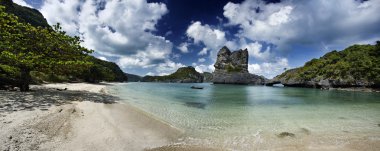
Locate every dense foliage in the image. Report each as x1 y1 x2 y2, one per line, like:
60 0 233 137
142 66 203 82
0 4 127 91
0 0 49 28
0 6 93 91
81 56 128 83
276 42 380 87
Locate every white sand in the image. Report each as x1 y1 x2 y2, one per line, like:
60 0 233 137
0 83 183 151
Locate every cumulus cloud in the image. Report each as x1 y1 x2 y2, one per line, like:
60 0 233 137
186 21 227 48
13 0 32 7
198 47 208 56
193 63 215 73
186 21 234 59
198 58 206 63
223 0 380 50
155 60 185 76
40 0 178 75
248 58 290 79
177 42 189 53
186 21 272 61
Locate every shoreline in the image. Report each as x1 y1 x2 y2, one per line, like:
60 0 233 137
2 83 378 151
0 83 194 151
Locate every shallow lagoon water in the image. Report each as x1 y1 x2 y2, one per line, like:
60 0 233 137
111 82 380 150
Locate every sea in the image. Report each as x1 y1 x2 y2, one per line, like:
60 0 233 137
109 82 380 150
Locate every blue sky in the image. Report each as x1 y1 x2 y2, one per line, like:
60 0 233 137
15 0 380 78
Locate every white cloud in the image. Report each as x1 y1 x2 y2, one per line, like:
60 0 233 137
165 30 173 36
13 0 32 8
177 42 189 53
186 21 231 59
198 47 208 56
186 21 272 61
40 0 173 75
248 58 289 79
146 72 154 76
155 60 185 76
239 40 271 61
98 56 108 61
194 64 215 73
223 0 380 50
198 58 206 63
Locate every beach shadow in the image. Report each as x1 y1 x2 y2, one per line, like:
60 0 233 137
0 87 118 114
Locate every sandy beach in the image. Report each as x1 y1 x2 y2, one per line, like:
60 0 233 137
0 83 199 151
1 83 379 151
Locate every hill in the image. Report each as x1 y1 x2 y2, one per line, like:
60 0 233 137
268 42 380 88
0 2 127 90
0 0 49 28
142 66 203 83
125 73 142 82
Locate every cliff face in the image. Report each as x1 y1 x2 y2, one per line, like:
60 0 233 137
202 72 213 82
267 42 380 88
212 46 267 84
142 66 203 83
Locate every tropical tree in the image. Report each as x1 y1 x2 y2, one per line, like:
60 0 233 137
0 6 93 91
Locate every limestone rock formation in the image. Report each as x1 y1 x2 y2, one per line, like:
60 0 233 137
202 72 213 82
212 46 267 84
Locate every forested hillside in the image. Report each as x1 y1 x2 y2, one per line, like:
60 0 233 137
271 42 380 88
0 2 127 91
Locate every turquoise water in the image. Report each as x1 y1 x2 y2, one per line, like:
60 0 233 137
110 83 380 150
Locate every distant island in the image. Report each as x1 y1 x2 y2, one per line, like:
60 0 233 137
134 43 380 92
142 66 203 83
267 42 380 89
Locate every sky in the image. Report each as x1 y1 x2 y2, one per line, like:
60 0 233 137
15 0 380 78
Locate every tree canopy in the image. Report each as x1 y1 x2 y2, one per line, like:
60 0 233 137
276 42 380 87
0 6 91 91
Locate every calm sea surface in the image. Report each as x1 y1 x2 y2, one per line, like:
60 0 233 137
110 82 380 150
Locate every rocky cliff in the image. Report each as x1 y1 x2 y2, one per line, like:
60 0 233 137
212 46 267 84
202 72 213 82
142 66 203 83
266 42 380 88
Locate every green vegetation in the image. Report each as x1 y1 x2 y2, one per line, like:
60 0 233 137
81 56 127 83
142 66 203 82
0 4 127 91
0 0 49 28
276 42 380 87
0 6 92 91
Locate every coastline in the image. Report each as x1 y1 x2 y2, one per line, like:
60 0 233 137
0 83 188 151
2 83 378 151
